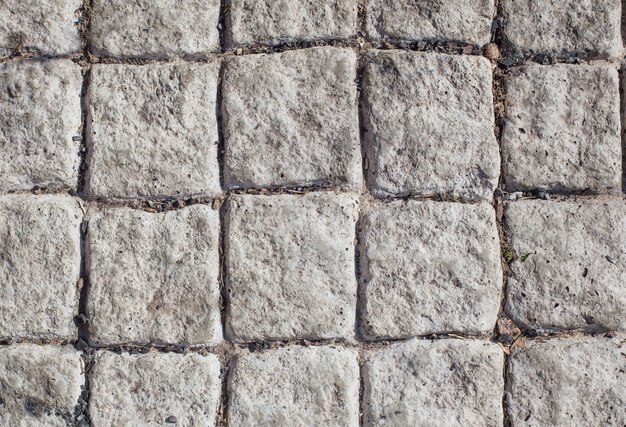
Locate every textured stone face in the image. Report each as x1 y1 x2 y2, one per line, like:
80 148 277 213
86 205 222 345
0 345 83 427
90 0 220 58
226 194 358 342
90 351 221 426
365 0 495 46
86 63 221 200
0 60 82 192
360 201 502 339
505 199 625 332
503 65 621 193
507 336 625 426
0 0 81 56
222 47 361 190
501 0 623 59
363 339 504 426
0 195 82 340
228 346 360 426
362 51 499 200
227 0 358 47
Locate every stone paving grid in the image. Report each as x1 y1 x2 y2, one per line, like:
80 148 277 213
0 1 625 426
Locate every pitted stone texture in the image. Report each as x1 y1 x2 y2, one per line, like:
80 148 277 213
90 351 221 426
505 199 625 332
507 336 625 426
226 194 358 341
0 0 81 56
226 0 358 47
503 65 621 193
363 51 498 200
365 0 494 46
0 195 81 340
361 201 502 339
0 60 82 192
86 205 221 345
91 0 220 58
222 47 360 190
501 0 623 59
87 63 221 200
0 345 83 427
228 346 359 426
363 339 504 426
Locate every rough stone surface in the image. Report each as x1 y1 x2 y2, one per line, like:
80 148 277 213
0 344 83 427
222 47 360 190
0 0 81 56
226 194 358 341
86 63 221 200
507 336 625 426
503 65 621 193
86 205 221 345
363 339 504 426
501 0 623 59
0 60 82 192
362 51 499 200
505 199 625 332
90 351 221 426
365 0 494 46
90 0 220 58
228 346 359 426
360 201 502 339
0 195 82 340
227 0 357 47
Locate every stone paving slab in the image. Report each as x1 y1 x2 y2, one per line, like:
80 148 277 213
0 0 81 56
360 200 502 339
222 47 360 190
90 351 221 426
0 344 83 427
0 59 82 192
228 345 360 426
363 339 504 426
362 50 499 200
365 0 495 46
0 195 82 340
86 62 221 200
226 0 358 47
502 64 621 193
507 336 625 426
226 194 358 342
86 205 221 346
505 199 625 332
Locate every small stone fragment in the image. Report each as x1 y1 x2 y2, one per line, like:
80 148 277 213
483 43 500 60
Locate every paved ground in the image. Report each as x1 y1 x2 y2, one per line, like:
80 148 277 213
0 1 624 426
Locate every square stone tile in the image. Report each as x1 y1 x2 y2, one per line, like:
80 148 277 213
86 62 221 200
505 199 625 332
90 351 221 426
222 47 360 190
228 346 359 426
365 0 495 46
363 339 504 426
362 51 499 200
501 0 623 59
360 201 502 339
0 60 82 192
507 336 625 426
0 0 81 56
90 0 220 58
226 193 358 341
503 65 621 193
86 205 221 345
0 344 83 427
226 0 358 47
0 195 82 340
